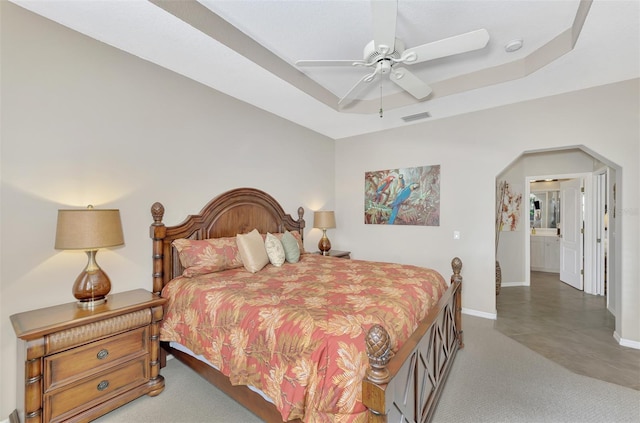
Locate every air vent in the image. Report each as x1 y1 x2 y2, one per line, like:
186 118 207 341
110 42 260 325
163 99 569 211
401 111 431 122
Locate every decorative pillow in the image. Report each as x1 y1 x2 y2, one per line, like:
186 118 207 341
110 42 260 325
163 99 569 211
271 231 305 255
173 237 243 277
236 229 270 273
264 233 285 267
289 230 306 254
280 230 301 263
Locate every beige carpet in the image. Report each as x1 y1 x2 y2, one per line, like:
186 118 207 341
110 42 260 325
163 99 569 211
95 315 640 422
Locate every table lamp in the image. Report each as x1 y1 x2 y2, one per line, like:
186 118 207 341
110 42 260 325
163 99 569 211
313 210 336 255
55 206 124 308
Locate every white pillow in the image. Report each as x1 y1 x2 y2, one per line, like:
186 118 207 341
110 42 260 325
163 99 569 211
236 229 269 273
265 232 285 267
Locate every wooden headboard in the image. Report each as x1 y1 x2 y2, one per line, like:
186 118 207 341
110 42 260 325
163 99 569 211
150 187 305 295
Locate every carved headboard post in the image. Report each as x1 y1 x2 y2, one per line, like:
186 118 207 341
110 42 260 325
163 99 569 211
150 202 167 296
297 207 306 241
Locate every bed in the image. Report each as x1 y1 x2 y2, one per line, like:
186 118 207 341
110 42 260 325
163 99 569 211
150 187 463 422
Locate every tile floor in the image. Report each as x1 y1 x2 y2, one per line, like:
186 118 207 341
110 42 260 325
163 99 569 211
495 271 640 390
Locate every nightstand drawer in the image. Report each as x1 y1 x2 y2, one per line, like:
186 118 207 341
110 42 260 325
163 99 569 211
45 356 149 423
45 326 148 391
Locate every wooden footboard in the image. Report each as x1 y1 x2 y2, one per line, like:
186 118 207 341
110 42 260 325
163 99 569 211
363 257 463 423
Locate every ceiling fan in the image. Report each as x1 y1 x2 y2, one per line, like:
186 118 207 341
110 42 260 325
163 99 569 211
295 0 490 108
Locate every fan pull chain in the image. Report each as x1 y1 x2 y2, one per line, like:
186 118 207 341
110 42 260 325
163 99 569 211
379 85 383 118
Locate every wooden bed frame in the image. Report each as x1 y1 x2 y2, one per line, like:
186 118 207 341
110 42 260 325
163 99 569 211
150 187 463 423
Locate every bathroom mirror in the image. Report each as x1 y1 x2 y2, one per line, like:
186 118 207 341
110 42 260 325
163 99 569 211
530 190 560 229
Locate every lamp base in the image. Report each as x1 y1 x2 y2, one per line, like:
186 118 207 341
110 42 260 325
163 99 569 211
73 250 111 308
77 297 107 308
318 230 332 255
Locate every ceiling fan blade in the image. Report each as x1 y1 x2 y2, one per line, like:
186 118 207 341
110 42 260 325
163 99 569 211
296 59 367 67
371 0 398 55
338 70 380 107
390 67 432 99
402 28 490 64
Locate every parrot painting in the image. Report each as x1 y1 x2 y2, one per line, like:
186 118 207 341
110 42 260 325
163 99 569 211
388 183 420 224
375 175 395 203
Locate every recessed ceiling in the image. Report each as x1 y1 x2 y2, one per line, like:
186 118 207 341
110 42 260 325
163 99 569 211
199 0 578 103
9 0 640 139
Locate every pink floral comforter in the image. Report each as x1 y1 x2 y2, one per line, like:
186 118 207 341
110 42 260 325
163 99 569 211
160 254 447 422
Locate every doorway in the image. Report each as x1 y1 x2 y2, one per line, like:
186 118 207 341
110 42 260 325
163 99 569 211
524 173 591 289
496 146 620 336
527 177 586 291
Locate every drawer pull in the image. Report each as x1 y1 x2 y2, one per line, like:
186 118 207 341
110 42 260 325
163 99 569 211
97 380 109 391
96 349 109 360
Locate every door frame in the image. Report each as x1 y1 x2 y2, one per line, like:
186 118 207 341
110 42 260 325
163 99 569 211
524 172 592 288
588 168 609 300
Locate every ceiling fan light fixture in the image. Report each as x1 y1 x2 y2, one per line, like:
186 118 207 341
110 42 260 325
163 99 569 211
505 39 523 53
379 60 391 74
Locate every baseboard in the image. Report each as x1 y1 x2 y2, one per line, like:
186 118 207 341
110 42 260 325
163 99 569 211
614 331 640 350
462 308 497 320
501 281 528 287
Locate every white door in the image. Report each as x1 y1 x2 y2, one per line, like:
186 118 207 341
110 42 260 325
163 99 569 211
560 178 583 290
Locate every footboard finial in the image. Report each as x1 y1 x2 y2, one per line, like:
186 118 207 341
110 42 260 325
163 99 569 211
451 257 462 283
451 257 464 348
365 324 391 384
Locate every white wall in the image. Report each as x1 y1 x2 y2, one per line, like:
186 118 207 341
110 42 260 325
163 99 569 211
335 78 639 341
335 123 504 318
0 3 334 417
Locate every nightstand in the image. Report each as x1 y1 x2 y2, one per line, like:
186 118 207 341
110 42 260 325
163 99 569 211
317 250 351 259
10 289 166 423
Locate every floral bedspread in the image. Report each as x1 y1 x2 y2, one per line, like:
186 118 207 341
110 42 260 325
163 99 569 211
160 254 448 422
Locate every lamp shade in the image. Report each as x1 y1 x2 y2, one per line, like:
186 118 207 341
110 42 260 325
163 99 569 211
55 208 124 250
313 211 336 230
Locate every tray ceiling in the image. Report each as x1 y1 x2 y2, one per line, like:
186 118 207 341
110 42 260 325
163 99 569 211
9 0 640 139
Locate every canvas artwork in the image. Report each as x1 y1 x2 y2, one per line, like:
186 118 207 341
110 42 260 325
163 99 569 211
498 182 523 231
365 165 440 226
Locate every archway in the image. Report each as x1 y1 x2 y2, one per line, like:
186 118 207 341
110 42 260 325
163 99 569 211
495 146 621 333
